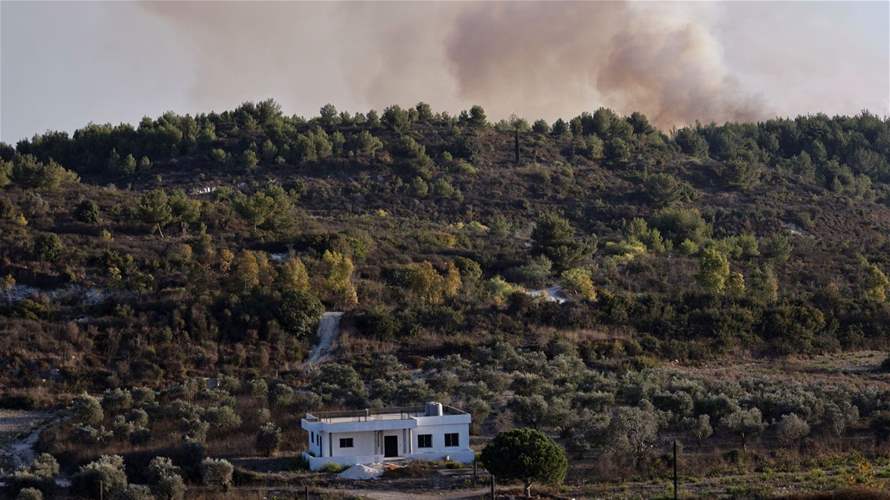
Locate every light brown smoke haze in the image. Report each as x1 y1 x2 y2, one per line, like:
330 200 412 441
444 1 767 128
140 1 871 129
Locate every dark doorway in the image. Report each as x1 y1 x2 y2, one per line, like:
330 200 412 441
384 435 398 458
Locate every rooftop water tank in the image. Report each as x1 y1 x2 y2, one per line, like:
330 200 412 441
425 401 443 416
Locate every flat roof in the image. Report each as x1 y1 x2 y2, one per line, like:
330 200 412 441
304 404 467 424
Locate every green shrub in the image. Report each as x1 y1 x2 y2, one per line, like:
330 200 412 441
73 424 113 445
111 484 154 500
129 427 152 446
248 378 268 398
179 417 209 442
354 306 400 340
256 422 282 456
32 233 63 261
16 488 43 500
320 462 347 473
10 154 78 189
201 458 234 490
71 455 128 499
126 408 149 427
10 453 58 497
203 405 242 431
103 388 133 413
480 428 568 497
74 199 100 224
147 456 186 500
24 453 58 479
71 393 105 425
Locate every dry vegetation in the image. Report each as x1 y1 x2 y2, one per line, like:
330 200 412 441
2 101 890 498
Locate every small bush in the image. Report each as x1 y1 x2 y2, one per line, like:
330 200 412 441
73 424 113 445
131 387 157 406
71 393 104 426
179 417 209 442
16 488 43 500
32 233 64 262
320 462 347 473
127 408 150 427
111 484 154 500
22 453 58 479
112 415 135 439
74 199 100 224
129 427 152 446
147 456 186 500
248 378 268 398
71 455 128 499
382 461 436 478
201 458 234 490
203 405 242 431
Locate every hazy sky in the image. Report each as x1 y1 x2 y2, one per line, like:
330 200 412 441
2 1 888 143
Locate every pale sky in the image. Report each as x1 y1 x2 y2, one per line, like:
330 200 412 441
2 1 888 143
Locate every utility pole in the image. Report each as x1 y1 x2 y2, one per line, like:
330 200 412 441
514 129 520 164
673 440 679 500
490 474 496 500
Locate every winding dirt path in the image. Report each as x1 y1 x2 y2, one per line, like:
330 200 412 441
307 312 344 365
0 410 52 473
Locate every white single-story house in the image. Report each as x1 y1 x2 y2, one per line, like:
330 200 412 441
300 402 474 471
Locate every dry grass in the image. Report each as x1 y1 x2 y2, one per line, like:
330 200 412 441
658 350 890 391
780 488 890 500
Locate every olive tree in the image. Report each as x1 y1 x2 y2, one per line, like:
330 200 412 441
775 413 810 447
721 407 766 451
201 458 233 490
605 405 659 469
256 422 282 456
71 393 104 426
147 456 185 500
71 455 128 499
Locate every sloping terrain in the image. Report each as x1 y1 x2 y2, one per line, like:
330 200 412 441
2 102 890 498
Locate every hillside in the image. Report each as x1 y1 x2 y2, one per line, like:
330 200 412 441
2 101 890 497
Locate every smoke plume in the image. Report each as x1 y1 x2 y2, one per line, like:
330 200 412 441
140 1 780 128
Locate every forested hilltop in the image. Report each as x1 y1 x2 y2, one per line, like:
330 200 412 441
3 101 890 497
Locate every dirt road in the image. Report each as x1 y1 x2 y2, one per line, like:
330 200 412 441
0 410 52 473
307 312 344 365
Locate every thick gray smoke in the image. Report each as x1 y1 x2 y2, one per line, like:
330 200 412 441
141 1 771 128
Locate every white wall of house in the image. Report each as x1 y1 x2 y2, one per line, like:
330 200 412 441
414 422 468 451
301 406 473 470
307 430 319 456
330 431 377 456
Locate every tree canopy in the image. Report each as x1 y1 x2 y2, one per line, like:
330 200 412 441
480 428 568 497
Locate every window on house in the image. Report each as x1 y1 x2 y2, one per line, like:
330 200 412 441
417 434 432 448
339 438 354 448
310 431 314 443
444 433 459 447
